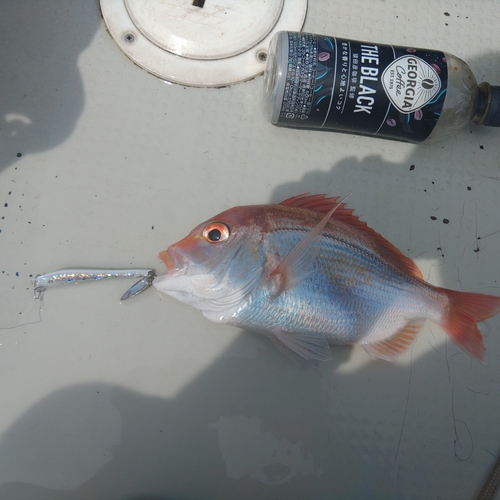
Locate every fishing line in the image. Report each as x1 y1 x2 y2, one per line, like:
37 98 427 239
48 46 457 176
0 295 44 332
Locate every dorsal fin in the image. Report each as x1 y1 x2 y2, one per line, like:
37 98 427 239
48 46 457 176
279 193 423 280
280 193 354 218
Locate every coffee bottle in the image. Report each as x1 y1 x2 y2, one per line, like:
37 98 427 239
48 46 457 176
263 31 500 143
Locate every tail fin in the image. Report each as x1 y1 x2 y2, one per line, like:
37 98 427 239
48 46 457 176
439 289 500 360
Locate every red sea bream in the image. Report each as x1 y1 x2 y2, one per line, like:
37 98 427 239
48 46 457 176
153 194 500 361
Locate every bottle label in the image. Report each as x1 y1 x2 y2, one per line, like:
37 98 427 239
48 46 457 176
276 33 448 142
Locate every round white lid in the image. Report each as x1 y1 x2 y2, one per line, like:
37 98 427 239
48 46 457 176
100 0 307 87
125 0 284 60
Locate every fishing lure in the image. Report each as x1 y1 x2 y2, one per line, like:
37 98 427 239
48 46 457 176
32 268 156 301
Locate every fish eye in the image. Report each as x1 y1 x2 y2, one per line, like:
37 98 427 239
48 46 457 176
202 222 230 243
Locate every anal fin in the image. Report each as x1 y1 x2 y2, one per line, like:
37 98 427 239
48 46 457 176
362 319 425 361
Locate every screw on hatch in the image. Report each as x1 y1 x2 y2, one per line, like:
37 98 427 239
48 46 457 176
123 32 135 44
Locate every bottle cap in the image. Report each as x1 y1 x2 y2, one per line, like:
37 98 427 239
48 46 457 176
480 83 500 127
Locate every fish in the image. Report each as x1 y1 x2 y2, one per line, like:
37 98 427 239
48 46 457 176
153 194 500 362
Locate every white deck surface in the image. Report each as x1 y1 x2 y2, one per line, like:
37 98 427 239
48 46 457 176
1 1 500 498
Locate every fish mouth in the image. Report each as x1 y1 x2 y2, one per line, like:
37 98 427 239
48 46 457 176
158 247 188 273
159 249 176 271
154 248 191 294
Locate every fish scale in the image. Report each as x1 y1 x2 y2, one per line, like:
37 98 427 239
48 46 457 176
229 226 440 345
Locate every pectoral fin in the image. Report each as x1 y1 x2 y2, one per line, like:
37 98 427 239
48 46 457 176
362 319 425 361
273 329 332 361
269 195 349 296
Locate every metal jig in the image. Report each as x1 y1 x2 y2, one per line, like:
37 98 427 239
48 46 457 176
120 270 156 300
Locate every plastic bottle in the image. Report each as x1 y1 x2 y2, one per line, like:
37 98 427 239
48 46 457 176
263 31 500 143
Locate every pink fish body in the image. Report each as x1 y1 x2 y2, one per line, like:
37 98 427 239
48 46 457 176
153 194 500 361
